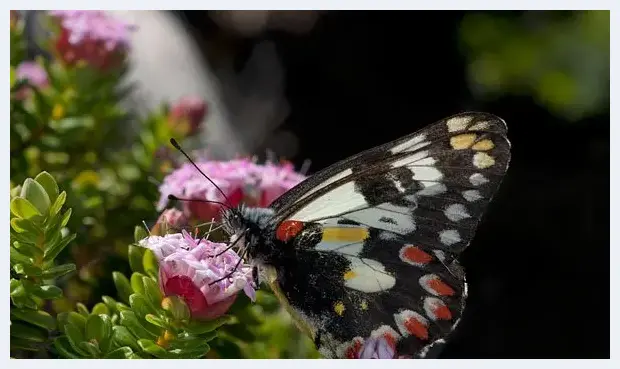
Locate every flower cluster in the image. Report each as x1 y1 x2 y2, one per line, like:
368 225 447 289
49 10 136 70
139 231 255 320
157 159 306 221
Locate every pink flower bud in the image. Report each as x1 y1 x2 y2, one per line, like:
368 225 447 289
168 96 208 136
139 231 255 320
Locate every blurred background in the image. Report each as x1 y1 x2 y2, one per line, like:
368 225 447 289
16 10 609 358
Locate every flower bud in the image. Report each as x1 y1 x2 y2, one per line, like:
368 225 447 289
167 96 208 136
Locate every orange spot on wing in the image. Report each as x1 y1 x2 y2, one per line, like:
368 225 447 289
434 304 453 320
403 246 433 264
404 318 429 340
276 220 305 242
428 278 455 296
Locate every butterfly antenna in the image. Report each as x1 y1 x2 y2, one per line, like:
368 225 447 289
167 194 231 210
169 138 231 206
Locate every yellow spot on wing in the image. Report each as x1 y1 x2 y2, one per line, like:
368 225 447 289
360 300 368 310
473 152 495 169
322 227 369 243
472 139 495 151
450 133 477 150
334 301 346 316
343 270 357 280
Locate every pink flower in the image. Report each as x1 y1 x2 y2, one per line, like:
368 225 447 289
157 159 306 222
168 96 208 136
49 10 136 71
14 61 49 100
139 231 255 320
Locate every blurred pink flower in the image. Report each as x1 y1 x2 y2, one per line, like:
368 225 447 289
139 231 255 320
168 96 208 136
49 10 136 70
14 61 49 100
157 159 306 222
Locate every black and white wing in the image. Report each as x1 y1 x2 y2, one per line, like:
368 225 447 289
267 112 511 358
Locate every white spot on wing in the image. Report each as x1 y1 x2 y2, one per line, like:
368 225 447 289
344 257 396 293
462 190 482 202
468 121 490 131
344 203 416 235
439 229 461 246
443 204 471 222
446 116 472 132
292 180 367 221
469 173 489 186
298 168 353 202
417 183 447 196
390 134 428 153
315 241 363 256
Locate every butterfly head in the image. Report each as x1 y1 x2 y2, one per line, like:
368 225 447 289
221 205 277 263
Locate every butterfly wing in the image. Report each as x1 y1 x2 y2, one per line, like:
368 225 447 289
266 112 511 358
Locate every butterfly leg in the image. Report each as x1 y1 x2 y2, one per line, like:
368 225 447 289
252 265 259 288
314 328 323 349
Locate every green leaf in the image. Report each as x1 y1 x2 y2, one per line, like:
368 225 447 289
175 344 211 358
144 314 168 329
10 217 42 238
102 295 118 312
41 263 76 279
31 284 63 300
76 303 90 317
112 326 140 352
10 247 32 265
143 249 159 278
13 263 42 277
130 272 146 295
60 208 72 227
10 321 48 343
11 308 56 330
185 315 232 335
11 337 42 352
142 276 163 308
49 191 66 216
85 314 110 345
104 346 134 359
134 226 148 243
113 272 133 304
119 311 157 340
20 178 51 215
79 341 101 358
34 171 59 205
54 336 82 358
10 279 23 296
43 233 75 262
129 294 156 319
128 245 145 274
161 296 190 322
11 294 38 310
13 241 43 259
64 322 89 356
10 197 43 219
137 339 170 358
91 302 110 315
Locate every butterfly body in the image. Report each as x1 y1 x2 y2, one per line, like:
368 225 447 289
220 112 511 358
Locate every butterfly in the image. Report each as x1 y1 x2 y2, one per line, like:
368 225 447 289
179 112 511 358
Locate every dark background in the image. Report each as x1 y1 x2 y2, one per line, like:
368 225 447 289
178 10 610 359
